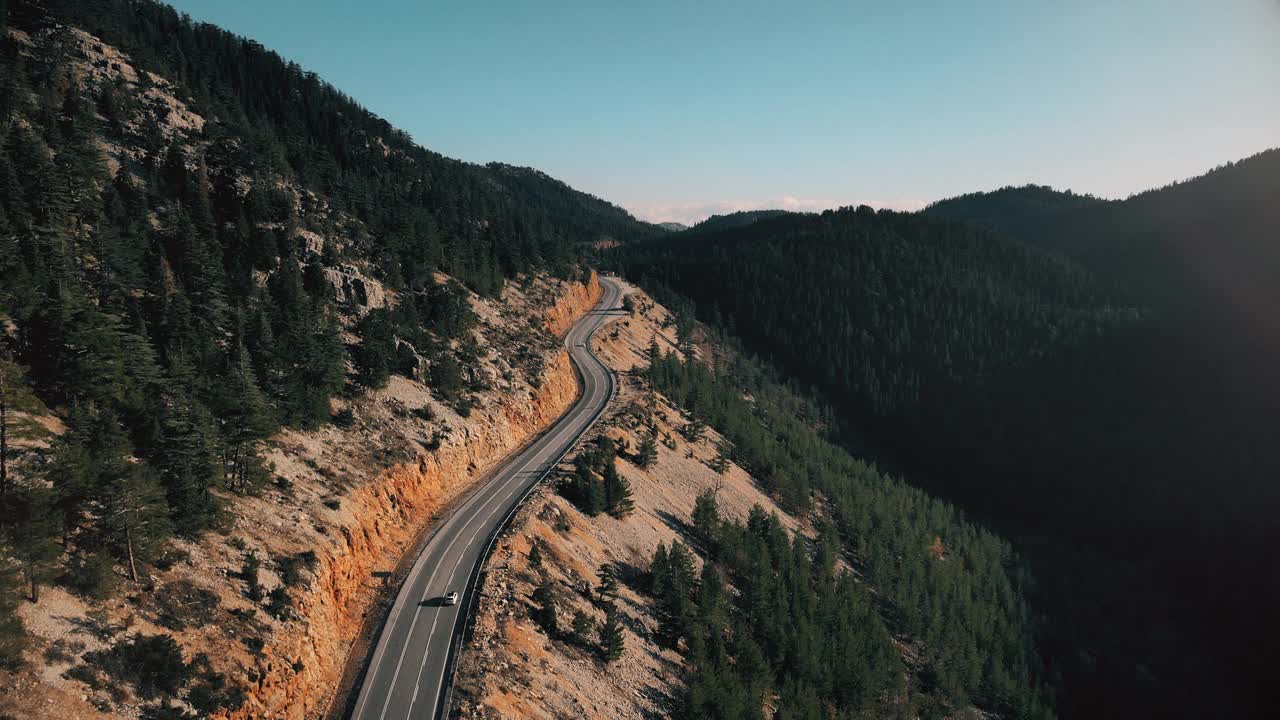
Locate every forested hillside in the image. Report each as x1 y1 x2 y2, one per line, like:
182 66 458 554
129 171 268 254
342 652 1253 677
688 209 793 234
618 206 1133 424
456 281 1054 719
918 153 1280 717
645 343 1053 719
615 189 1280 718
928 150 1280 319
0 0 652 689
924 185 1105 238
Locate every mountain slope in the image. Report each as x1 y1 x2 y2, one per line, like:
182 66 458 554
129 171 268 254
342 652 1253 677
615 166 1280 718
618 205 1131 427
0 1 647 716
455 280 1053 720
928 150 1280 326
924 184 1107 236
689 209 794 234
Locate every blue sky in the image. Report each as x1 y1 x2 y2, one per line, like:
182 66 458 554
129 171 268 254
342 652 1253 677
165 0 1280 224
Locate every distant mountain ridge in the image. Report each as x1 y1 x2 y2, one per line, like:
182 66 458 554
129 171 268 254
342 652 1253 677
926 150 1280 324
925 184 1107 235
689 209 794 233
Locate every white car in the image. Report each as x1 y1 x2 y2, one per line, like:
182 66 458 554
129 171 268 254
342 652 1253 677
443 591 459 606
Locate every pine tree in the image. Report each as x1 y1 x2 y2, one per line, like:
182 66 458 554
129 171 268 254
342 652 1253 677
710 440 731 475
0 557 26 670
647 337 662 367
634 432 657 469
352 308 399 389
47 424 94 545
5 486 60 602
597 563 619 604
691 489 720 550
215 342 275 493
571 610 595 646
528 539 543 570
0 355 41 496
566 457 603 516
532 580 558 635
599 606 625 663
682 416 705 443
241 552 263 602
102 463 172 584
601 461 634 518
154 377 222 534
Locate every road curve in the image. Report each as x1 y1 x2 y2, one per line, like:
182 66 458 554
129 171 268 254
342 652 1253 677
349 276 622 720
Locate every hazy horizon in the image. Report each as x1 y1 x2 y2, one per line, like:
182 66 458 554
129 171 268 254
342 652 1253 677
163 0 1280 225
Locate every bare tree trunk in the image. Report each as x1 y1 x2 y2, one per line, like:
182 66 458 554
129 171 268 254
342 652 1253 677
126 526 138 584
28 561 38 603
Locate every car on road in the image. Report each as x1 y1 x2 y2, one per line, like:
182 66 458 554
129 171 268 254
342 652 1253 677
443 591 459 606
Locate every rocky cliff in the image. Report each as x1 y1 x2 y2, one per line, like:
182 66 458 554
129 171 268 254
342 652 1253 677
544 272 602 338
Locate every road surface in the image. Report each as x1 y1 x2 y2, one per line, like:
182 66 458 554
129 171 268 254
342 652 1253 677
349 276 621 720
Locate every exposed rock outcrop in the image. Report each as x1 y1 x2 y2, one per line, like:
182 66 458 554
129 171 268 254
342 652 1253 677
545 271 602 337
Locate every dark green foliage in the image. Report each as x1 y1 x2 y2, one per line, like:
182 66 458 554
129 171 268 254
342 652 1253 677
531 581 558 635
925 184 1105 236
914 152 1280 718
351 308 399 389
87 633 191 700
600 461 633 518
101 463 172 583
527 540 543 570
645 348 1052 717
709 441 730 475
690 489 720 550
664 502 906 720
331 408 355 428
563 456 604 516
681 416 705 443
650 541 697 650
621 206 1128 423
0 0 656 663
275 550 318 588
596 563 618 604
632 432 657 469
689 209 793 234
266 586 292 621
0 561 25 669
3 485 60 601
561 436 632 518
598 606 624 663
429 353 465 401
213 343 274 494
570 610 594 647
240 552 263 603
61 550 119 600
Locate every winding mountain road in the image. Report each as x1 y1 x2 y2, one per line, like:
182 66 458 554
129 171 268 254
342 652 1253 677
349 276 622 720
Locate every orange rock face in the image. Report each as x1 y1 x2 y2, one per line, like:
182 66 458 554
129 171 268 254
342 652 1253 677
544 271 602 338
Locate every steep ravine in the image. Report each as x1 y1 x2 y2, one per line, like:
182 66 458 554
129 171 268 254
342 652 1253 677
223 274 602 719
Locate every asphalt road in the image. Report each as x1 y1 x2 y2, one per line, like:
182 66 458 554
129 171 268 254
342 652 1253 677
349 276 621 720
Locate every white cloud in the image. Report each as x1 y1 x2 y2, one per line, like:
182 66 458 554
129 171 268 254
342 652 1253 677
626 196 929 226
